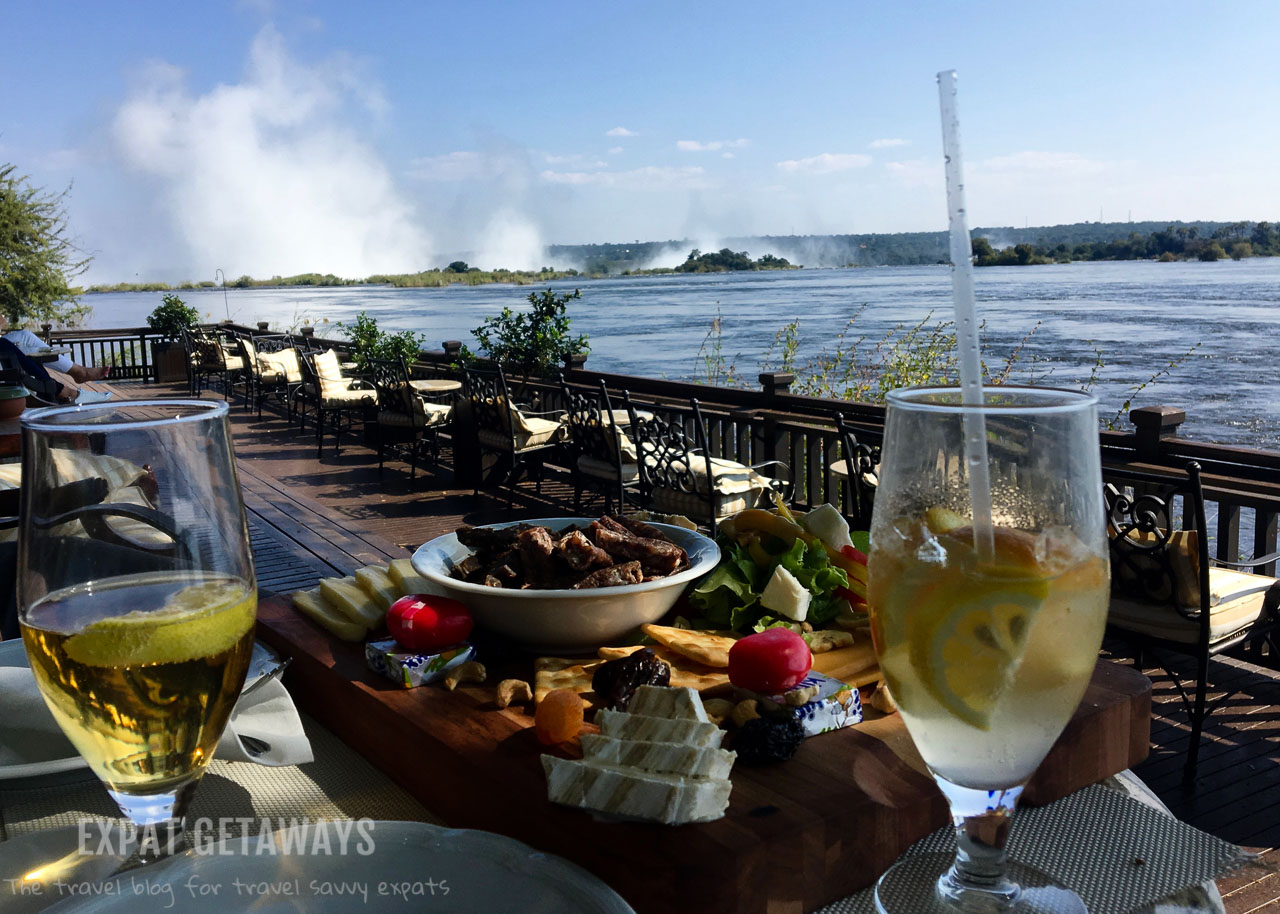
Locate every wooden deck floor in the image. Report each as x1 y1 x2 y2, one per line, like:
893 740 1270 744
114 381 1280 911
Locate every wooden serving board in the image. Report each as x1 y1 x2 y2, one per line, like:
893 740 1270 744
255 596 1151 914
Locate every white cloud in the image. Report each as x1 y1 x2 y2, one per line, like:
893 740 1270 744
676 138 749 152
606 126 637 137
869 138 909 149
973 151 1110 177
721 152 735 159
540 165 710 190
111 25 429 278
884 158 940 189
543 152 607 168
409 150 500 182
776 153 872 175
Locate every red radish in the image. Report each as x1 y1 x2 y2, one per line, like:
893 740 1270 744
387 594 473 652
728 628 813 693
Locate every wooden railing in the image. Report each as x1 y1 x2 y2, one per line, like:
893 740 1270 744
50 321 1280 569
40 326 161 381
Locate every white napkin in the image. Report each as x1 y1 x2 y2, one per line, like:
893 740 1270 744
0 663 79 768
215 674 314 767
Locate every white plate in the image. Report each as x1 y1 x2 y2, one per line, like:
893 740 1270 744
47 821 635 913
0 640 282 785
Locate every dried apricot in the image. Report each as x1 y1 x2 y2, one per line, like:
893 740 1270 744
535 688 584 745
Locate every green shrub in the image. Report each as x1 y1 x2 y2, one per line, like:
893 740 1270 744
146 293 200 341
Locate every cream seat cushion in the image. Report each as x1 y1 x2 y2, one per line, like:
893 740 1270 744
478 414 563 451
258 348 303 384
829 458 879 488
320 388 376 408
380 391 452 429
643 452 778 521
1109 566 1278 645
578 454 641 482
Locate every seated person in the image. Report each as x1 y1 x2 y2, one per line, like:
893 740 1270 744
2 325 110 381
0 338 79 402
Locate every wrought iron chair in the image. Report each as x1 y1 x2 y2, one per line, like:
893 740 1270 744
1105 460 1280 782
182 327 244 398
461 365 565 509
367 357 452 479
558 376 639 514
829 412 881 529
248 335 305 422
623 393 789 533
298 349 377 458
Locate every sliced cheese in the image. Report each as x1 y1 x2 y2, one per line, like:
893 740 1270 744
581 734 736 780
760 564 811 622
319 576 384 629
627 685 708 722
595 710 723 748
355 565 399 611
388 558 431 596
542 756 732 825
293 588 366 642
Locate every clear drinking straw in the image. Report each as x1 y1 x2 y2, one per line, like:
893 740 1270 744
937 69 995 561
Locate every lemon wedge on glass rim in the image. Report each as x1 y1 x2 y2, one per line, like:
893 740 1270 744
64 580 255 668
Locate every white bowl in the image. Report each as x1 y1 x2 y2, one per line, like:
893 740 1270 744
411 518 720 652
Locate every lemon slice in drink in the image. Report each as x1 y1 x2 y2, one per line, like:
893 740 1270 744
65 580 255 667
913 587 1044 730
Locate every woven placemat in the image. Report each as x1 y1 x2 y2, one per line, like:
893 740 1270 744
816 782 1244 914
0 713 441 841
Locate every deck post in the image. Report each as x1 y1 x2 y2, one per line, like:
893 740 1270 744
758 372 796 486
1129 406 1186 460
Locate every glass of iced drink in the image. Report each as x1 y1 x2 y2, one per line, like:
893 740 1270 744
18 400 256 860
868 386 1108 913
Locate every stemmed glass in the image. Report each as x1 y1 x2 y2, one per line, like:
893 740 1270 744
868 386 1109 913
17 399 256 861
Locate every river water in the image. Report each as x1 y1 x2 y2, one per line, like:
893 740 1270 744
80 258 1280 449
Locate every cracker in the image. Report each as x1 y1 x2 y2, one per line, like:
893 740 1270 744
806 629 855 653
640 623 738 668
810 641 879 682
534 657 600 706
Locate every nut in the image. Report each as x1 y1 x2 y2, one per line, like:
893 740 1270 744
495 678 532 709
869 681 897 714
806 629 855 653
729 699 761 729
444 661 487 691
800 621 814 633
702 697 736 726
782 684 821 707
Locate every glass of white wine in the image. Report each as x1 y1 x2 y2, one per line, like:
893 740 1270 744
868 386 1109 913
18 399 257 860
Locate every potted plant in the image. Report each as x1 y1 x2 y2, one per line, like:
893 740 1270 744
147 293 200 382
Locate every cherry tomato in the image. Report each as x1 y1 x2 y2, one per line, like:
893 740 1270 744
386 594 474 652
728 628 813 694
841 544 868 565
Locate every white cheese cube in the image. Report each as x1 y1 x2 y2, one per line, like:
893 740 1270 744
800 503 854 551
595 711 724 747
627 686 708 722
542 756 732 825
760 565 811 622
581 734 736 780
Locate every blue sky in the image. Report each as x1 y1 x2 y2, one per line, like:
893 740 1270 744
3 0 1278 282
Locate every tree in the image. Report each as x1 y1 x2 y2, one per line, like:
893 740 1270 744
472 287 588 381
0 164 92 326
446 261 469 273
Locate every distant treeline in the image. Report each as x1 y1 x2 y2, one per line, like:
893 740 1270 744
547 221 1252 272
973 221 1280 266
86 265 582 294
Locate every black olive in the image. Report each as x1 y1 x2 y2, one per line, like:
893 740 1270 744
732 716 805 765
591 647 671 711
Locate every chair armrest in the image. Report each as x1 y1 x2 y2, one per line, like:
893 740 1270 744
1214 552 1280 570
